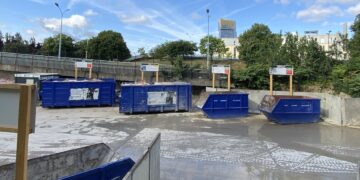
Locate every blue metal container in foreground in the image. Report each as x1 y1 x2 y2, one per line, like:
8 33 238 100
202 93 249 119
259 95 321 124
60 158 135 180
41 78 116 108
120 83 192 114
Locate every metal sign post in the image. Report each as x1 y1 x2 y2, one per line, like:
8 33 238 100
0 84 36 180
212 65 231 91
269 65 294 96
75 61 93 79
140 63 160 84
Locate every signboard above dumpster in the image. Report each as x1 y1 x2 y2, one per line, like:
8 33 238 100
212 65 230 74
269 65 294 76
140 63 159 72
76 61 93 69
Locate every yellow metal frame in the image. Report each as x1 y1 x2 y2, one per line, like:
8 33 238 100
140 64 159 84
75 62 92 79
269 74 293 96
0 84 36 180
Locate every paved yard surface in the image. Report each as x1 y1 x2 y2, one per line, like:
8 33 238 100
0 107 359 179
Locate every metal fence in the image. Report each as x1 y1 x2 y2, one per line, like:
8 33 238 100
124 133 161 180
0 52 210 82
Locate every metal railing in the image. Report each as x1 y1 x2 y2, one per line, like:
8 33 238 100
124 133 161 180
0 52 211 83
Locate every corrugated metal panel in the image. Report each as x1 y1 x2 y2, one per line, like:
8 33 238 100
41 78 116 108
259 95 321 124
120 83 192 114
202 93 248 119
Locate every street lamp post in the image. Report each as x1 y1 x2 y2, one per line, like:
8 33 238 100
327 30 332 51
206 9 210 69
55 2 69 60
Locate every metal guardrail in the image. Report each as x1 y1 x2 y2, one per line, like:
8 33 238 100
0 52 211 83
124 133 161 180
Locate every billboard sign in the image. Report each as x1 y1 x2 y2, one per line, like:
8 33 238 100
76 61 93 69
140 63 159 72
212 65 230 74
269 65 294 76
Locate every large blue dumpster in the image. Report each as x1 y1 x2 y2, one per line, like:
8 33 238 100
41 78 116 108
60 158 135 180
120 83 192 114
201 93 249 119
259 95 321 124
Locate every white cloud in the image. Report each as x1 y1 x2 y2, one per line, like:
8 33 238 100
274 0 290 5
315 0 358 5
118 14 152 24
223 5 255 18
29 0 46 4
347 2 360 15
25 29 35 36
296 5 344 22
39 15 88 32
191 12 203 20
84 9 98 16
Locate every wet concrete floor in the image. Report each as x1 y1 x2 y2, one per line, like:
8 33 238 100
0 107 359 179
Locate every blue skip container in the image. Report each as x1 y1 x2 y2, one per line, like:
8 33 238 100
120 83 192 114
259 95 321 124
202 93 249 119
60 158 135 180
41 78 116 108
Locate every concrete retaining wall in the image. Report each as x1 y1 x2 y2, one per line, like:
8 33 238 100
205 88 360 126
0 143 111 180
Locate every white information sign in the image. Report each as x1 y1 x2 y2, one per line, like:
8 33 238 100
269 65 294 75
140 64 159 72
212 65 230 74
0 85 36 133
76 61 93 69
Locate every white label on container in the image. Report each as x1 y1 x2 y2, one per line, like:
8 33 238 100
147 91 176 105
69 88 99 101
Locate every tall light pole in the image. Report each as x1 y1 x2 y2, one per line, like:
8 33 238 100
55 2 69 60
206 9 210 69
327 30 332 51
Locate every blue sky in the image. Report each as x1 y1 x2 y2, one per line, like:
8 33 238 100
1 0 359 54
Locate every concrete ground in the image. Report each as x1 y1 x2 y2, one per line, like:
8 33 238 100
0 107 360 180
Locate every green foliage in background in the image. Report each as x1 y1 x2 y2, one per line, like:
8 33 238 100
199 35 228 60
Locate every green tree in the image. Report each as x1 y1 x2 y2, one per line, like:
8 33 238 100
137 47 146 56
74 39 88 58
349 14 360 58
41 34 75 57
237 24 282 65
3 33 29 53
151 40 197 59
88 30 130 61
0 31 3 51
199 36 228 60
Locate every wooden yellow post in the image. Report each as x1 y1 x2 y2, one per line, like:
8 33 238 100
89 68 92 79
156 72 159 83
141 72 144 84
290 75 293 96
75 66 78 80
15 85 32 180
270 74 273 95
227 70 231 91
212 73 215 88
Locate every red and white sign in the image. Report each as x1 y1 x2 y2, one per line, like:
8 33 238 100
269 65 294 76
212 65 230 74
76 61 93 69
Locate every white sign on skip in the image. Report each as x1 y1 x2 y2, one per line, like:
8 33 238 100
269 65 294 76
212 65 230 74
76 61 93 69
140 64 159 72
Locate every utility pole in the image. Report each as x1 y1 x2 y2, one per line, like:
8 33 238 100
55 2 70 60
206 9 210 69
